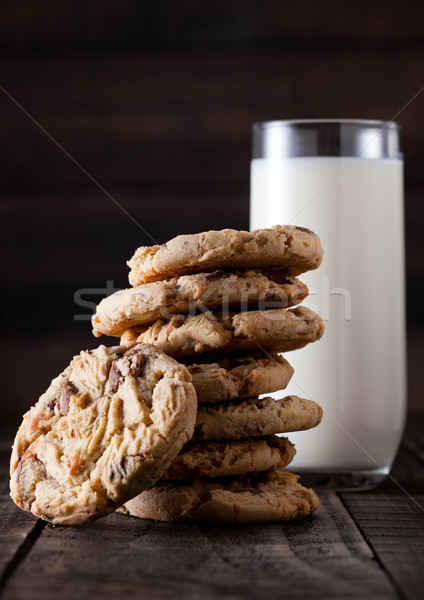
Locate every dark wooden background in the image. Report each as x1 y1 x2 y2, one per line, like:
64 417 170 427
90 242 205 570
1 0 423 420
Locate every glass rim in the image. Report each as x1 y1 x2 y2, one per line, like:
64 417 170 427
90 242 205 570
253 119 401 130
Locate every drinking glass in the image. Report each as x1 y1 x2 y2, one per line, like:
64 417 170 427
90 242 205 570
250 120 406 489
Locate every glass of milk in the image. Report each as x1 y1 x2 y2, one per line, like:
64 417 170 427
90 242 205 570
250 120 406 489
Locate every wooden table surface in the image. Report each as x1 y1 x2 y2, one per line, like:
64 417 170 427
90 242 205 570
1 418 423 600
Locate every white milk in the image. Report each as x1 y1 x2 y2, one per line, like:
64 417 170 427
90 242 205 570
251 157 406 472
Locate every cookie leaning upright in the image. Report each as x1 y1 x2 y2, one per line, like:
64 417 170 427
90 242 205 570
127 225 323 285
10 343 197 525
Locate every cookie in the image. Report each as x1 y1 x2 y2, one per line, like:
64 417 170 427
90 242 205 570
120 470 319 523
187 353 293 403
120 306 324 357
193 396 322 441
9 344 197 525
128 225 323 285
165 436 296 480
92 270 308 337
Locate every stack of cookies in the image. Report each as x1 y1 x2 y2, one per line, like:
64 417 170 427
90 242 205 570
92 225 325 523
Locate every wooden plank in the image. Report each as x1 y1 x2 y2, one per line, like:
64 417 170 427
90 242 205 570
0 495 44 593
1 492 397 600
1 0 424 46
0 186 249 288
339 435 424 600
0 51 423 188
0 421 398 599
403 415 424 467
406 355 424 419
1 182 422 287
387 440 424 488
198 492 396 597
405 185 424 284
340 491 424 600
0 430 42 594
1 426 423 598
404 415 424 454
0 434 14 495
1 334 115 422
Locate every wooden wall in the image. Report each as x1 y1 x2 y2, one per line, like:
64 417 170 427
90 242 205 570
1 1 424 418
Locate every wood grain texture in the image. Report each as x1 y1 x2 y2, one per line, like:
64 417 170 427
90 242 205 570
0 495 43 593
339 430 424 600
1 181 422 286
0 186 249 289
0 420 424 599
0 497 396 600
1 0 424 46
340 490 424 600
0 51 423 188
0 0 423 430
0 439 13 495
